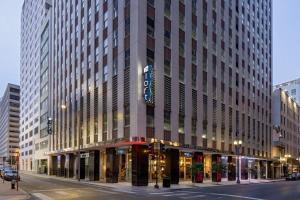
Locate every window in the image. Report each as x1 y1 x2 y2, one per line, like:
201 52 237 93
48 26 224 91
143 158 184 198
147 0 154 7
124 105 130 126
164 110 171 131
147 17 155 37
179 12 185 29
178 115 185 134
291 89 296 96
113 30 118 47
113 59 118 76
103 65 108 82
113 111 118 130
179 40 185 56
164 30 171 47
10 95 20 101
164 0 171 17
146 106 154 127
164 59 171 75
192 65 197 87
103 11 108 28
125 49 130 68
179 64 185 82
103 38 108 55
125 17 130 36
40 128 48 138
113 0 118 18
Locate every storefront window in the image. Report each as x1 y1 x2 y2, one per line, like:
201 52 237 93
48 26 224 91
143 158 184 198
179 153 192 181
204 155 211 180
149 153 166 182
221 156 228 179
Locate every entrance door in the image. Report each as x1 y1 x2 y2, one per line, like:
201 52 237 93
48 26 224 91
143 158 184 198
119 154 126 181
204 155 212 181
80 158 85 179
179 156 192 181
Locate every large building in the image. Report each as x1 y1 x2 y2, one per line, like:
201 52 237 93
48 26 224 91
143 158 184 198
20 0 52 173
272 88 300 178
48 0 273 185
274 78 300 105
0 84 20 166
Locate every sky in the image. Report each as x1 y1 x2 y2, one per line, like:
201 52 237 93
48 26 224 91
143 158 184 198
0 0 300 95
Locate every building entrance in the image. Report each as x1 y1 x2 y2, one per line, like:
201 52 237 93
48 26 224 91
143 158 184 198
179 153 192 181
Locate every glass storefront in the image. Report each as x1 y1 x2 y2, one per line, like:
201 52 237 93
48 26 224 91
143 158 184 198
117 148 132 182
221 156 228 179
179 153 192 181
204 155 212 181
149 153 166 182
99 151 106 181
248 159 258 179
241 158 248 180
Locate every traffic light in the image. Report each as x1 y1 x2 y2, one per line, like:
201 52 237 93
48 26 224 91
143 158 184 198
160 143 165 153
148 143 154 154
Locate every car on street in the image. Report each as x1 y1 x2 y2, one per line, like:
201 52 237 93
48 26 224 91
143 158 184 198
3 169 20 181
0 167 13 178
286 173 297 181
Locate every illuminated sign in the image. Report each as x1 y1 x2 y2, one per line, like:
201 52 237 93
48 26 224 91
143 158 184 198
143 64 153 104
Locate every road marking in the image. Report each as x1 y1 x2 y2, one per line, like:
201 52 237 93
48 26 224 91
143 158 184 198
207 193 267 200
163 193 188 197
149 192 173 195
55 191 70 195
32 187 90 192
112 189 136 194
180 194 207 199
90 188 118 194
32 193 53 200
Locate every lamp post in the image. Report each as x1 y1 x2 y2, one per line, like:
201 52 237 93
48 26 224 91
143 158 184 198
234 139 242 184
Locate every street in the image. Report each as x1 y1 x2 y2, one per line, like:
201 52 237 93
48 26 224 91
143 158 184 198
14 173 300 200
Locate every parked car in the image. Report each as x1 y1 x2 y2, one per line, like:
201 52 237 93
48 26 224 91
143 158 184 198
3 170 20 181
286 173 297 181
296 173 300 180
0 167 13 178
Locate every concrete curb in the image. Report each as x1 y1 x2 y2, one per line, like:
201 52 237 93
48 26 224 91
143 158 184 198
19 171 286 191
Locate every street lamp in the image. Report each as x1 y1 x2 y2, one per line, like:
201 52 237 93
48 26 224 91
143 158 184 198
234 139 243 184
61 104 67 110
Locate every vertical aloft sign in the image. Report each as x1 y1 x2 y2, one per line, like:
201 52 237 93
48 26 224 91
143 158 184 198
143 64 153 104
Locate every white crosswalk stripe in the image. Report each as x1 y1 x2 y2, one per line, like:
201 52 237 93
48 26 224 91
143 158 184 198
32 193 53 200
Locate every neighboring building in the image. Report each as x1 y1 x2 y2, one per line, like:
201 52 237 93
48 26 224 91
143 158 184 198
272 88 300 178
20 0 52 173
274 78 300 105
0 84 20 166
48 0 273 185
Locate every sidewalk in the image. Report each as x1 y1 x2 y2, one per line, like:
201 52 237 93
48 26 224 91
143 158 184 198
20 171 285 192
0 179 29 200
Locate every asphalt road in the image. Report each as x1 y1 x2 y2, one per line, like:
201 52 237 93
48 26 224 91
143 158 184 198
17 173 300 200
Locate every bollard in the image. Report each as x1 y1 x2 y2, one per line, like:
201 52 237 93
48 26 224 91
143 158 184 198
11 180 16 189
